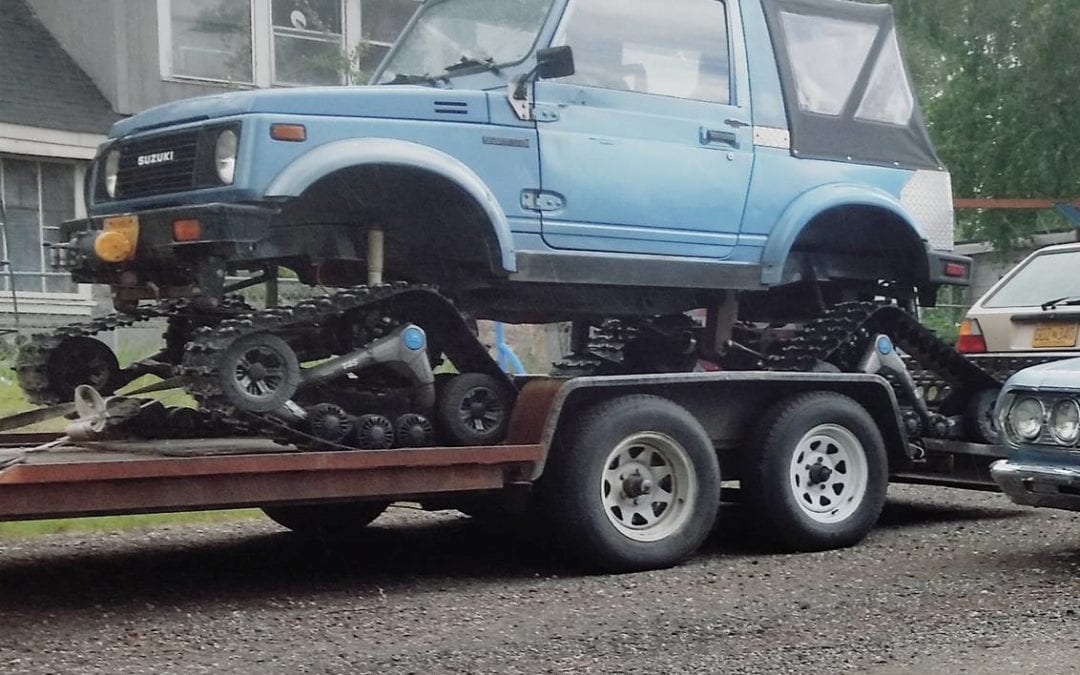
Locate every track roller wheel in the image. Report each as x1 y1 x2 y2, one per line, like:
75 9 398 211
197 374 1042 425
395 413 434 447
355 414 395 449
217 332 300 414
435 373 512 446
307 403 355 447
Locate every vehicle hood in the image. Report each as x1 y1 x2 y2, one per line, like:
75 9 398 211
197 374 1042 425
110 86 491 138
1003 357 1080 392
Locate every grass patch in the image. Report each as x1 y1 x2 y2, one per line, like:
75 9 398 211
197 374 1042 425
0 509 264 539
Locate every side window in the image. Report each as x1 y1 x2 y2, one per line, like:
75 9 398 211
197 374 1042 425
554 0 731 105
781 12 915 126
780 12 877 116
854 29 915 126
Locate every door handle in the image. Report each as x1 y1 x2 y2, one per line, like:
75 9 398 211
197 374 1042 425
700 128 740 148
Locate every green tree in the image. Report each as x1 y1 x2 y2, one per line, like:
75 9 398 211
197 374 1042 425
891 0 1080 251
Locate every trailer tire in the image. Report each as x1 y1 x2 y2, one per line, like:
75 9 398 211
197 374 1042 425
541 395 720 573
262 501 389 539
743 392 887 552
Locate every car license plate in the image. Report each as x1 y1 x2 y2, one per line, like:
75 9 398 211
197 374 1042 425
1032 322 1079 348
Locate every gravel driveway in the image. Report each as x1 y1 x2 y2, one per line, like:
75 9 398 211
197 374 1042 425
2 485 1079 674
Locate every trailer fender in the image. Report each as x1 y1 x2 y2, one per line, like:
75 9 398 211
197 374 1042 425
265 137 517 273
520 373 909 482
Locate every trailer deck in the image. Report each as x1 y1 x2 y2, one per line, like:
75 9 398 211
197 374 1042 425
0 434 541 522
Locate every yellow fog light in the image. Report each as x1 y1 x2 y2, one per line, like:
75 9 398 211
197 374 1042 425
94 230 134 263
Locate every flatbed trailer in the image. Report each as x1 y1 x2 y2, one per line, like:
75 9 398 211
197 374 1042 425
0 373 1008 573
0 436 541 522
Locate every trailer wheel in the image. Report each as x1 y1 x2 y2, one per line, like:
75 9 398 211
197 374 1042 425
262 501 389 539
541 395 720 573
743 392 887 552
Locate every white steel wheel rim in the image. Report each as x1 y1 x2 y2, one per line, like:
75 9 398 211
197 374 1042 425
600 432 697 543
788 424 868 524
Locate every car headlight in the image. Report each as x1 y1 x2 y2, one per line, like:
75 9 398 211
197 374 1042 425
103 149 120 198
1050 399 1080 445
1008 397 1045 441
214 129 238 184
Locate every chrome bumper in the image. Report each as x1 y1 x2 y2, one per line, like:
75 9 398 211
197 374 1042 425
991 459 1080 512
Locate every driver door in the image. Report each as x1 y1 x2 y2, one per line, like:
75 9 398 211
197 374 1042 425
533 0 753 260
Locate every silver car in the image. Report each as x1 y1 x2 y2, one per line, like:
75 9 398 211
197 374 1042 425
960 242 1080 377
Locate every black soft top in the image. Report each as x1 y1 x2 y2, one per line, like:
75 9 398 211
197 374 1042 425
761 0 942 170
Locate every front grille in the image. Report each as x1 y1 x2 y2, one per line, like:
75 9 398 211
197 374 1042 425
115 130 200 199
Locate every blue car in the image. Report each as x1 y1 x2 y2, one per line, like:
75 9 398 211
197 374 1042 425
53 0 967 323
22 0 975 412
992 358 1080 511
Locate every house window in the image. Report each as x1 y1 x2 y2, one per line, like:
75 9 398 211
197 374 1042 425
169 0 255 84
357 0 419 82
161 0 421 86
272 0 345 85
0 158 79 294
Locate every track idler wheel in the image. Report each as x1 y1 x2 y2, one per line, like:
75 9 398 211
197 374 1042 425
45 336 121 402
965 388 1002 443
435 373 512 446
217 332 300 414
355 414 395 449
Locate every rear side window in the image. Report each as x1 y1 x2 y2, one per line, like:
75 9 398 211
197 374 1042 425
855 29 915 126
780 13 877 116
554 0 731 105
983 250 1080 308
762 0 940 170
779 11 915 127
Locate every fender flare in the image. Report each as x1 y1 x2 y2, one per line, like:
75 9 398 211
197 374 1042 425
265 137 517 273
760 183 926 286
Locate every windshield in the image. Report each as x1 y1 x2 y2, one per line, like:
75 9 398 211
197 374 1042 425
376 0 555 83
983 250 1080 308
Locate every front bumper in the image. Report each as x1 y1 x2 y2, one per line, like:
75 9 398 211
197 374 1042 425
991 458 1080 511
54 202 278 273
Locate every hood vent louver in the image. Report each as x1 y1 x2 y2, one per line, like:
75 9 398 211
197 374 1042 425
434 100 469 116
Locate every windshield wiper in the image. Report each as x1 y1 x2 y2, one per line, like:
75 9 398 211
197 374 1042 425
1041 295 1080 311
443 55 499 74
383 72 439 85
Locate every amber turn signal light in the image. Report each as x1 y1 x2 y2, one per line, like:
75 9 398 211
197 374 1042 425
270 124 307 142
173 218 202 242
94 230 134 263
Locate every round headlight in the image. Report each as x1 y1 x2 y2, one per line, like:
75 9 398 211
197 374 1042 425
103 149 120 198
1050 399 1080 445
214 129 238 184
1008 397 1045 441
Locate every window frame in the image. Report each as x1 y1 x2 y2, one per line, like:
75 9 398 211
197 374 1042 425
158 0 369 87
0 155 94 306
